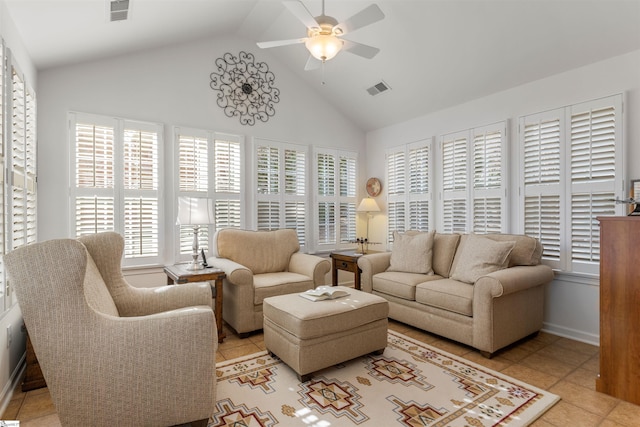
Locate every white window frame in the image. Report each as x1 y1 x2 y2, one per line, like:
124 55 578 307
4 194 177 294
173 126 245 262
313 147 358 253
69 112 164 267
518 94 624 275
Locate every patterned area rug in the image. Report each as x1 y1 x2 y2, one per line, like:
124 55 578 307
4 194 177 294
212 331 560 426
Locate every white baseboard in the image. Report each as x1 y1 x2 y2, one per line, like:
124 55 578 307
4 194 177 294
0 356 26 419
542 322 599 347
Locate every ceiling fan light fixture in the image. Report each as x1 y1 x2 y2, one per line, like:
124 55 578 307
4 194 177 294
305 34 343 61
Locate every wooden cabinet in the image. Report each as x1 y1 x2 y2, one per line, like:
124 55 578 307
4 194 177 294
596 216 640 405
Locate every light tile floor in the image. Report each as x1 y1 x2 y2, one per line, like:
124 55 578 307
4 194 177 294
3 320 640 426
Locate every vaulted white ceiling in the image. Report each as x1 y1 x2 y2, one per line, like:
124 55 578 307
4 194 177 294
5 0 640 131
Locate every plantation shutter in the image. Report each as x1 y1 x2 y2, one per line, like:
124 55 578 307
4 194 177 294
386 140 432 245
339 155 357 244
408 143 431 232
386 149 405 243
176 131 209 254
441 132 468 233
74 121 115 236
25 89 37 246
122 125 161 259
472 124 506 233
0 39 5 311
10 65 27 250
521 111 562 266
214 137 243 231
175 128 244 259
256 140 307 249
70 113 163 266
284 149 306 246
314 148 357 250
568 100 619 273
519 94 623 274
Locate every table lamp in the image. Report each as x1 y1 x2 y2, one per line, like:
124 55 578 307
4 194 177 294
356 197 381 253
177 197 215 270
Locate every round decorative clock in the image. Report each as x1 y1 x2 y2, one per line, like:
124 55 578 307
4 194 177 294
366 177 382 197
209 51 280 126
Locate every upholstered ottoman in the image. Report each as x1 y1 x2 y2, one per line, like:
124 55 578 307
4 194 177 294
263 286 389 381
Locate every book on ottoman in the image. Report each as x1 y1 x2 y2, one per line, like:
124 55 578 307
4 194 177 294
300 286 349 301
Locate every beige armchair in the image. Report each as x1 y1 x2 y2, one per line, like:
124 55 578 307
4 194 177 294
5 233 216 427
211 229 331 337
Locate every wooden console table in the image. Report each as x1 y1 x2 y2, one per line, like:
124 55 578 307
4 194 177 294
164 264 226 343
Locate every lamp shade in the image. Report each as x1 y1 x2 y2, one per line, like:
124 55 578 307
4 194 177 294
176 197 215 225
357 197 381 213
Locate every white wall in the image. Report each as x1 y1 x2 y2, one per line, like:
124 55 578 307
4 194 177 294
0 0 37 414
365 49 640 345
37 34 366 252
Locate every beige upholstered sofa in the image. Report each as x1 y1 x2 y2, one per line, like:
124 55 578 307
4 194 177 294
358 231 554 357
211 228 331 336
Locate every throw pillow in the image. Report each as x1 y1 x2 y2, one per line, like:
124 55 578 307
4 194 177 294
450 234 515 284
387 230 435 274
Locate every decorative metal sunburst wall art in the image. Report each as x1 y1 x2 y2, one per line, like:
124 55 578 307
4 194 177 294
209 51 280 126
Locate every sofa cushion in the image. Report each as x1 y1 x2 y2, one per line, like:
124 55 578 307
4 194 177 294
450 234 515 284
387 230 435 274
215 229 300 274
415 279 474 317
253 272 314 305
433 233 461 277
481 234 543 266
373 271 442 301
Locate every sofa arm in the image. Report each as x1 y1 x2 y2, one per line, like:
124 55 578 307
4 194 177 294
289 253 331 286
474 265 555 298
357 252 392 292
209 257 253 287
472 264 554 354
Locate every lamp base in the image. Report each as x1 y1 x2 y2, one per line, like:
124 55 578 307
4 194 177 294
186 250 203 270
186 261 204 271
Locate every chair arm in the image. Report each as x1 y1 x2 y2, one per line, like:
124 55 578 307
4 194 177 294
209 257 253 287
116 281 212 317
49 307 216 426
357 252 392 292
289 253 331 285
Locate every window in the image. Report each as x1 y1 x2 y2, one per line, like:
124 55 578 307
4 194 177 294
386 139 432 244
255 139 307 249
2 48 37 313
175 127 243 259
519 94 623 274
70 112 163 267
314 148 358 251
439 122 507 234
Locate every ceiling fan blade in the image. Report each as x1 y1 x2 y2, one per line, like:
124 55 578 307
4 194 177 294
283 1 320 30
304 55 322 71
257 38 307 49
343 39 380 59
334 4 385 35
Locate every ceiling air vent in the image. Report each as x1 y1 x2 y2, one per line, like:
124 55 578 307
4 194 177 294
366 80 391 96
110 0 130 22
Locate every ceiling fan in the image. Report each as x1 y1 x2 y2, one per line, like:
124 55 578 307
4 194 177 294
257 0 385 71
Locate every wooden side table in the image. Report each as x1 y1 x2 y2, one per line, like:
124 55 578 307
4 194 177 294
164 264 226 343
330 251 364 290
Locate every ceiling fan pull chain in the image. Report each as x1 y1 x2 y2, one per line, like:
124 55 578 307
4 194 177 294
321 60 326 85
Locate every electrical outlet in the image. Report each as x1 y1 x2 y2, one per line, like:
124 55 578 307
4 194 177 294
6 324 12 348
